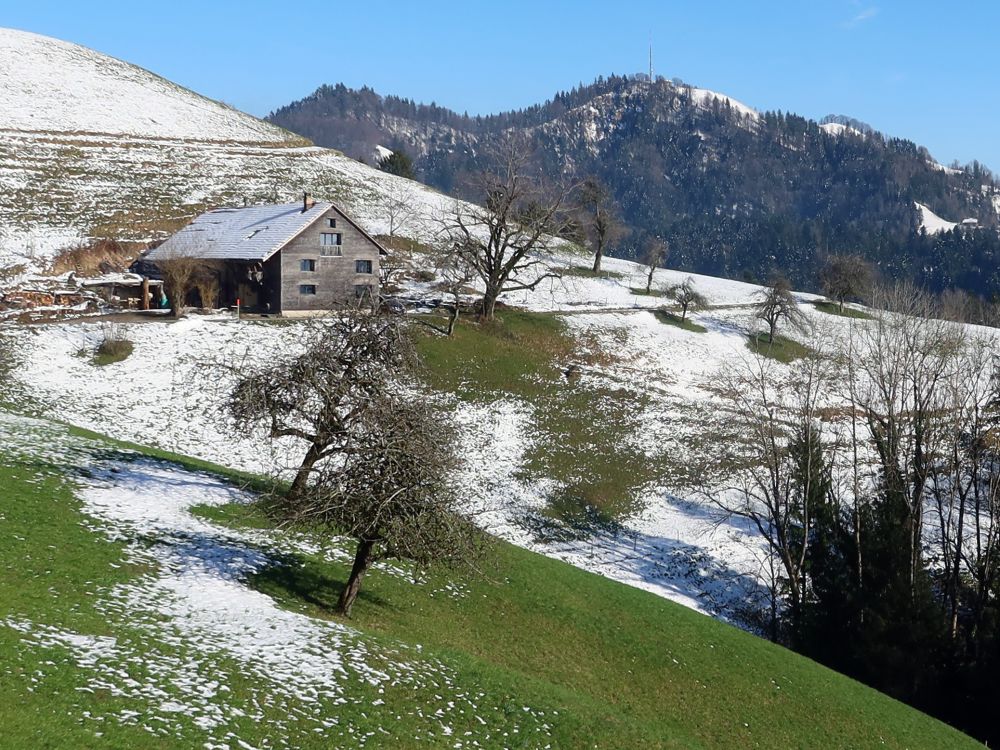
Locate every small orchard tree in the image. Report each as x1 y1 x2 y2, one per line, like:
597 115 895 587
226 314 411 500
755 274 808 340
667 277 708 321
644 236 668 294
577 177 625 274
434 247 475 336
291 395 482 616
448 136 576 320
819 255 874 312
225 314 481 617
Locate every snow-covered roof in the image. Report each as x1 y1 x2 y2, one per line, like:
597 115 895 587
145 202 333 262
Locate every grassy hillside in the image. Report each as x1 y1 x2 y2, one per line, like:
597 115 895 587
0 410 982 749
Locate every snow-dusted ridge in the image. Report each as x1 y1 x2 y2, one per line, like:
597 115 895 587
0 27 471 266
0 28 296 142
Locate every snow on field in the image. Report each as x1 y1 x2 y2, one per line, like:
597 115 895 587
5 267 831 625
507 251 806 312
0 27 473 269
0 412 553 747
0 28 290 142
915 201 959 234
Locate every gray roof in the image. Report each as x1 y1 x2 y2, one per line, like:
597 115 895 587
145 201 333 262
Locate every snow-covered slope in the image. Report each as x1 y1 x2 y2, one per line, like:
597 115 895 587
0 28 299 142
819 122 864 137
915 201 959 234
0 28 464 265
687 86 759 121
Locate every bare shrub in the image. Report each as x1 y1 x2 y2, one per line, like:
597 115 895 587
94 323 134 365
194 271 220 310
156 252 200 317
49 239 133 276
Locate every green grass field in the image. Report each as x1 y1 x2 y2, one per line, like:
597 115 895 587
812 300 874 320
0 412 980 748
414 312 698 524
654 310 708 333
746 332 814 363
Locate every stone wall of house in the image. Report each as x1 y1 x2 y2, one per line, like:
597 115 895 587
279 206 380 313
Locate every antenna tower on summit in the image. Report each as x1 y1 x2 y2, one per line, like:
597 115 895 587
648 34 654 82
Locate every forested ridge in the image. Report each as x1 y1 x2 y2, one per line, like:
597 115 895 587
269 75 1000 299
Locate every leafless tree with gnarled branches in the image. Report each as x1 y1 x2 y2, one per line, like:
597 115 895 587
446 136 577 320
577 177 626 274
667 277 708 321
224 313 484 616
754 274 809 340
155 250 200 317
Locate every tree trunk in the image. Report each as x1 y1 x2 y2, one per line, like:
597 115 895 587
337 539 376 617
592 238 605 274
480 285 500 321
288 442 323 501
447 293 460 336
646 266 655 294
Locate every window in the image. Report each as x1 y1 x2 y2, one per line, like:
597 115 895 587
300 259 316 272
355 259 372 274
327 218 337 228
320 232 343 257
354 284 372 299
299 284 317 296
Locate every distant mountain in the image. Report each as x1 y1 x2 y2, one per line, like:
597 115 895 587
269 76 1000 298
0 28 461 266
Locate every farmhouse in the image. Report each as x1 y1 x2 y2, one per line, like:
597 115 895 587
140 195 385 315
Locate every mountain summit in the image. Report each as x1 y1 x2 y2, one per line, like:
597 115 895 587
269 75 1000 297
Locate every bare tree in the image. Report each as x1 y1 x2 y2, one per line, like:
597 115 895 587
819 254 874 312
434 247 475 336
226 314 411 501
926 332 1000 639
378 180 419 295
384 180 418 241
710 348 833 641
847 282 967 594
643 236 668 294
225 314 481 617
667 276 708 321
155 250 200 317
577 177 625 274
754 274 808 340
287 394 483 616
378 246 409 296
448 137 576 320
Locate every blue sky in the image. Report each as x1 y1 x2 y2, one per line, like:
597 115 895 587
3 0 998 170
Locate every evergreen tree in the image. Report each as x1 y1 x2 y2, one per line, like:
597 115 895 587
376 148 416 180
